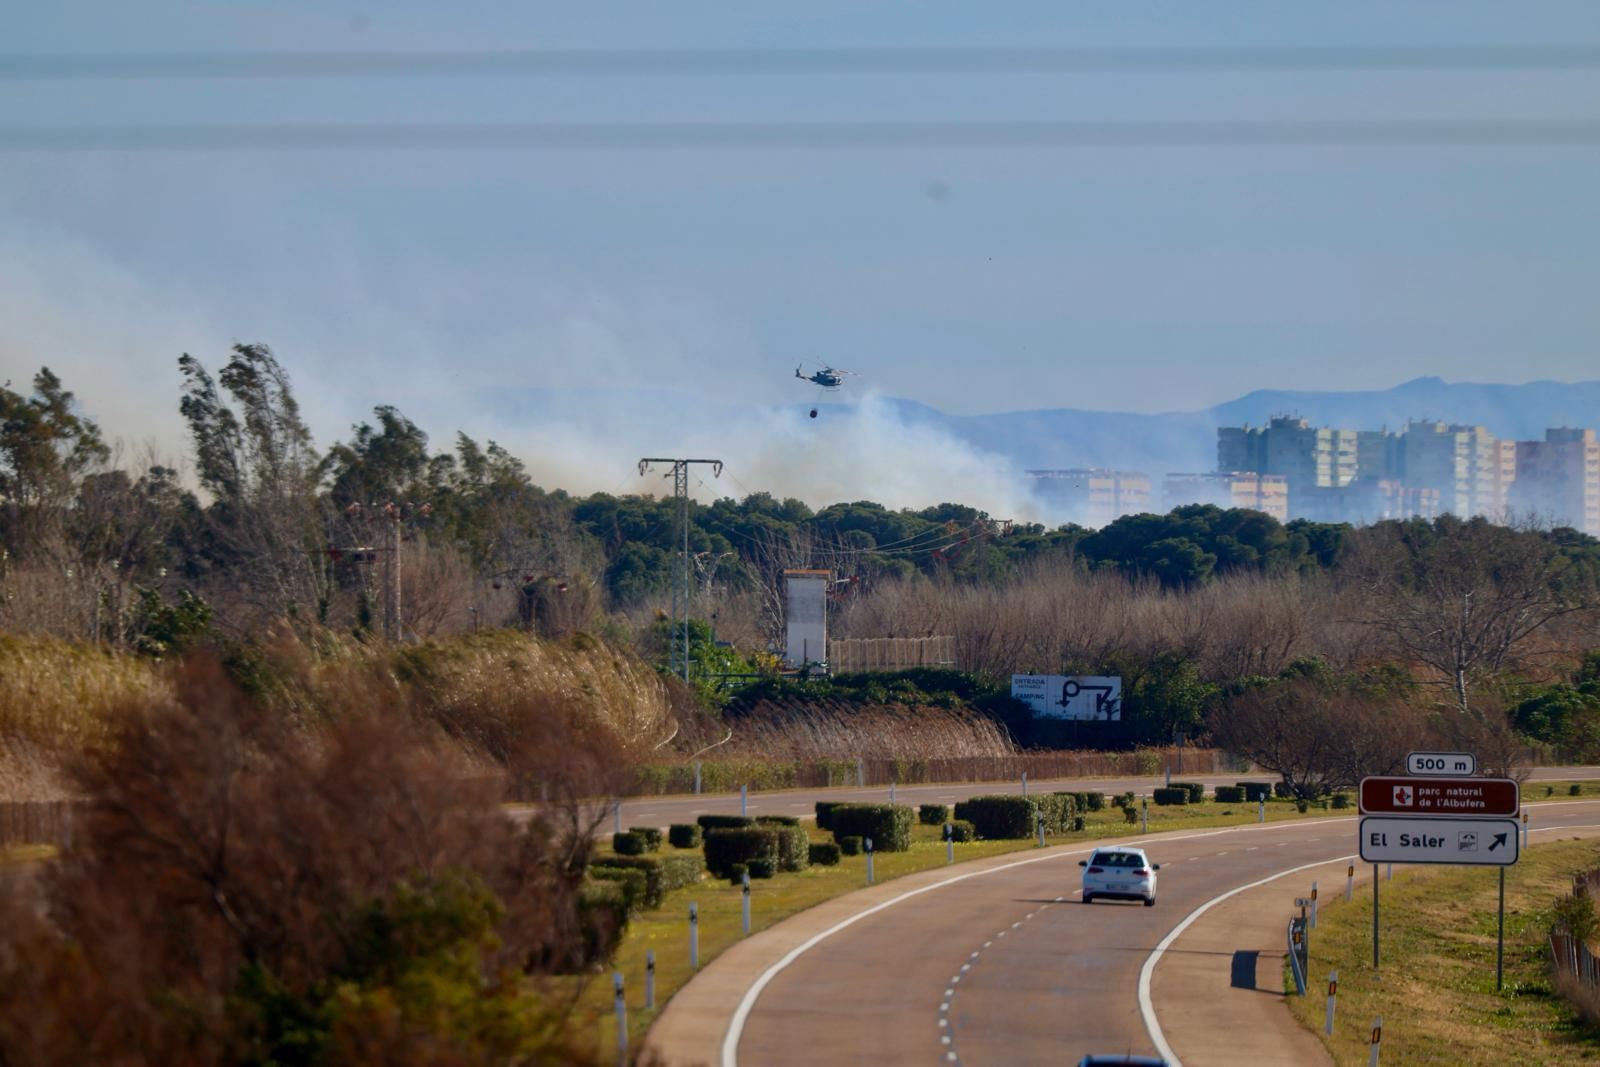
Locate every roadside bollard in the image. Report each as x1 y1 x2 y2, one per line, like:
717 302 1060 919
1036 812 1046 848
645 950 656 1010
1141 797 1149 834
866 837 875 885
1311 882 1319 928
1346 865 1355 902
741 871 751 936
1021 771 1028 797
614 800 622 835
890 781 896 805
945 822 955 865
689 903 699 970
740 784 748 817
1522 811 1529 849
694 760 702 795
1386 862 1393 881
1165 767 1172 788
1369 1016 1382 1067
856 757 864 787
614 972 627 1063
1258 798 1265 823
1325 970 1337 1036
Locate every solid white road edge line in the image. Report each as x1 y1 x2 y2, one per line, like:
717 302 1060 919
719 815 1358 1067
1136 853 1355 1067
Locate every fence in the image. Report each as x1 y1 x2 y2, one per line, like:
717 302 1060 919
0 801 80 849
827 636 956 674
1550 931 1600 986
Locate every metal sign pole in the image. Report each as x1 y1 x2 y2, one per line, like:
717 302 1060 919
1497 866 1505 991
1372 863 1380 971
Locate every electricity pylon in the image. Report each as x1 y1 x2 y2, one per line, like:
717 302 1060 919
638 458 722 680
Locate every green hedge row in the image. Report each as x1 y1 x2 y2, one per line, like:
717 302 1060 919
1152 787 1189 806
612 831 648 855
704 827 780 879
668 823 702 849
809 841 842 866
945 819 976 842
1241 782 1273 803
589 851 705 909
815 801 843 831
589 866 649 911
839 835 863 855
698 814 755 831
919 803 950 825
1170 782 1205 803
1214 786 1246 804
830 804 914 852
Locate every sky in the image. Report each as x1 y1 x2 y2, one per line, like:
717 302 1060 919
2 2 1598 512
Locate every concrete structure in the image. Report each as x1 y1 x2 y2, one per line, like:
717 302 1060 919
1217 417 1355 502
1512 428 1600 535
1162 471 1289 521
1026 468 1151 527
1300 478 1440 524
782 569 829 670
1402 420 1510 520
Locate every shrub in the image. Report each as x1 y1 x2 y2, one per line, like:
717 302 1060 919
592 852 705 908
1083 792 1106 812
1172 782 1205 804
774 824 810 872
808 842 842 866
1072 816 1086 832
747 858 777 879
838 835 863 856
1572 784 1585 797
815 801 843 831
727 862 748 885
1152 788 1188 806
703 827 781 879
1123 805 1139 824
1214 786 1246 804
919 803 950 825
668 823 702 849
628 827 663 851
1331 793 1351 809
589 867 648 912
830 804 914 852
945 820 977 842
756 815 801 827
954 795 1035 839
1113 791 1137 810
1556 891 1600 943
612 831 647 856
1241 782 1273 803
1546 785 1555 797
1273 782 1292 799
1038 793 1077 833
578 879 629 964
698 814 755 831
1295 799 1309 813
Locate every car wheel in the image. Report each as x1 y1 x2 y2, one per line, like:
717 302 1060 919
1143 896 1155 907
1082 894 1094 904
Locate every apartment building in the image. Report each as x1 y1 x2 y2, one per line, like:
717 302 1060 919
1401 420 1512 519
1511 428 1600 535
1162 471 1289 521
1027 468 1152 527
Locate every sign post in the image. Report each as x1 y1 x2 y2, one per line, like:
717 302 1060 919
1405 751 1477 776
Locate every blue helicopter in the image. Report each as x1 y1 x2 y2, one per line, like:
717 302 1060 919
795 364 856 417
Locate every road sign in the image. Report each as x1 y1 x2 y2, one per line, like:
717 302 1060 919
1358 815 1520 866
1359 776 1519 817
1406 751 1477 776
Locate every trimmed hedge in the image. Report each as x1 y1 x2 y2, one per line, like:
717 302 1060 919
704 826 781 879
1331 793 1352 809
748 858 777 879
1083 792 1106 812
815 801 843 831
589 866 648 911
1214 786 1246 804
1112 791 1137 810
1240 782 1273 803
612 831 647 856
954 795 1036 839
1273 782 1293 799
668 823 702 849
1043 793 1078 832
577 879 628 962
629 827 663 851
727 862 748 884
830 804 914 852
591 852 706 909
774 824 811 872
756 814 802 827
838 835 863 856
1172 782 1205 804
1152 787 1189 806
698 814 755 831
946 819 977 842
809 841 842 866
919 803 950 825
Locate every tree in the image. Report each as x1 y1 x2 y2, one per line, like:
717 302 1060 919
0 367 109 558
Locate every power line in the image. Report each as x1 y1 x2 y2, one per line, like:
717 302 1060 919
5 45 1600 79
5 119 1600 152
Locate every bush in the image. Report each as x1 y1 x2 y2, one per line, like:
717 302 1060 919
1331 793 1351 809
815 801 843 831
1072 816 1086 832
727 862 748 885
1556 891 1600 943
698 814 755 831
1172 782 1205 803
946 820 977 842
1546 785 1555 797
1113 791 1137 810
1273 782 1293 799
591 852 705 909
830 804 914 852
1083 792 1106 812
808 841 842 866
1295 798 1309 813
612 831 647 856
578 880 629 963
954 795 1035 839
919 803 950 825
838 835 863 856
1214 786 1245 804
1039 793 1077 833
1123 805 1139 824
1152 788 1189 806
589 867 648 911
628 826 663 851
668 823 702 849
1241 782 1273 803
703 827 781 879
774 824 810 872
748 858 777 879
1572 784 1585 797
755 815 801 827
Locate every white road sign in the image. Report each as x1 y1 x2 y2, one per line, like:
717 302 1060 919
1358 815 1520 866
1405 751 1477 777
1010 674 1122 721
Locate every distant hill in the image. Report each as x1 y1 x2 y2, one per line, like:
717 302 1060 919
886 376 1600 477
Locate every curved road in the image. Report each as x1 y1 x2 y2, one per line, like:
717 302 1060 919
712 800 1600 1067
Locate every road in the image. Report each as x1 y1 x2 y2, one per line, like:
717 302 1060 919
693 799 1600 1066
591 765 1599 833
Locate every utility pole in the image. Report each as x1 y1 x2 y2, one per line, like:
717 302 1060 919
382 503 401 643
638 458 722 681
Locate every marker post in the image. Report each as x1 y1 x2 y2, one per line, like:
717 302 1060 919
689 903 699 970
1325 970 1338 1036
865 837 875 885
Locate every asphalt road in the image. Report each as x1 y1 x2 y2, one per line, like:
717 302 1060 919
594 765 1600 834
718 799 1600 1066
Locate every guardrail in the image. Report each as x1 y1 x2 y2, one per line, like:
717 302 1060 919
1288 915 1309 995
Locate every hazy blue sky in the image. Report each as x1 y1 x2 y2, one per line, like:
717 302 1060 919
3 2 1598 508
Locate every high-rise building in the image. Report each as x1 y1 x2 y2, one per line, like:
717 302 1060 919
1357 429 1404 481
1511 428 1600 535
1162 472 1288 521
1027 469 1151 527
1401 421 1509 519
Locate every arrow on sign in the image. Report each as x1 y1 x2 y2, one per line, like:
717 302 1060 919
1490 833 1508 852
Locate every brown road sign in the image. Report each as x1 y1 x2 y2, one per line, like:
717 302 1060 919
1359 776 1519 817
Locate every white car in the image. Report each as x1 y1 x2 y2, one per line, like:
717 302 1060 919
1079 846 1160 906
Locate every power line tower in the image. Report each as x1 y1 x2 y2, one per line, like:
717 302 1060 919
638 457 722 681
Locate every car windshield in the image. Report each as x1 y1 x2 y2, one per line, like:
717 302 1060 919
1091 852 1144 867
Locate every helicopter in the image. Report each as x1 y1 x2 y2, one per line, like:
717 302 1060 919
795 364 856 418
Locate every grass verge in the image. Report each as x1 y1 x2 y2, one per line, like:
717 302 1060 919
1284 836 1600 1066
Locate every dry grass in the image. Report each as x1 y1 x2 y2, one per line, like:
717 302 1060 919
724 700 1016 761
